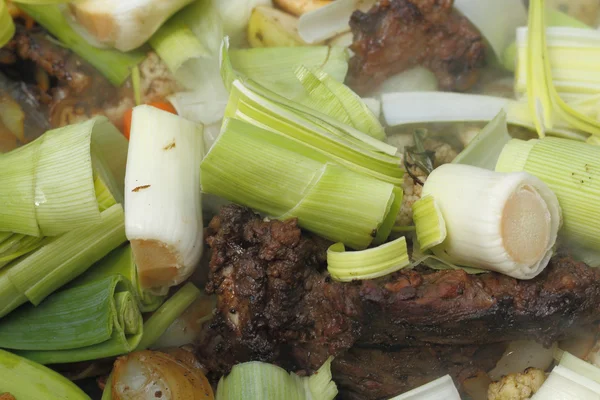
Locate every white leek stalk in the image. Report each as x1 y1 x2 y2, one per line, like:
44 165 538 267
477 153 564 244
532 365 600 400
125 106 204 293
372 67 439 97
215 0 272 47
412 196 446 252
66 0 194 51
327 237 409 282
298 0 375 44
216 357 337 400
558 351 600 385
421 164 561 279
389 375 460 400
453 0 527 60
496 137 600 254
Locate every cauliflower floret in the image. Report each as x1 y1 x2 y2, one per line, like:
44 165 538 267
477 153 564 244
138 52 181 104
397 170 427 226
424 138 458 167
487 368 546 400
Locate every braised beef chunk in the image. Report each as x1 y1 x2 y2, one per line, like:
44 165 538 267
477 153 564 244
197 205 600 398
347 0 487 94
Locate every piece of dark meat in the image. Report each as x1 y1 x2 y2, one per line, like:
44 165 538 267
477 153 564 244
347 0 487 94
196 205 600 398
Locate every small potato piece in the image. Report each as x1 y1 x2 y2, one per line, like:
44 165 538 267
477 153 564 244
248 6 309 47
487 368 546 400
274 0 332 16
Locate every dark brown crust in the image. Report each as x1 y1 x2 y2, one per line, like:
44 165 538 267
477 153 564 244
196 205 600 398
347 0 487 94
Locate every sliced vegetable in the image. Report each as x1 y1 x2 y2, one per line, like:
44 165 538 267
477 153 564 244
496 137 600 253
557 351 600 384
453 0 527 60
228 46 349 101
298 0 375 44
66 0 194 51
421 164 561 279
412 195 446 252
295 66 385 140
0 92 25 142
0 204 126 318
388 375 460 400
72 244 165 312
202 118 397 249
135 283 201 351
17 4 146 86
274 0 331 16
372 67 439 96
532 365 600 399
213 0 271 47
327 236 409 282
452 110 512 170
216 357 337 400
122 102 177 140
0 233 46 270
0 1 15 49
0 349 90 400
125 106 204 293
111 350 214 400
1 276 142 364
248 6 309 48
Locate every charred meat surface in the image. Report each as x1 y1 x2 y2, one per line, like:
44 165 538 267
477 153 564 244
197 205 600 398
347 0 487 94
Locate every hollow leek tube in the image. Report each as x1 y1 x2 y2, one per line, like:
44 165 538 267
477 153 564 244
72 244 165 312
496 137 600 252
0 275 142 365
216 357 337 400
421 164 561 279
201 118 397 249
0 204 127 318
0 117 125 237
0 349 90 400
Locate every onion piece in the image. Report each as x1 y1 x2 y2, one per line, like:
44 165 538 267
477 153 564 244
489 341 557 381
112 350 214 400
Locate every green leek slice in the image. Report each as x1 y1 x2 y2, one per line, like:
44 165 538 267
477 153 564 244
0 204 127 318
327 237 410 282
201 119 397 249
3 276 143 364
216 357 337 400
0 349 90 400
295 66 385 140
496 137 600 252
452 111 512 170
16 4 145 86
413 195 447 252
0 1 15 48
72 244 165 312
135 282 201 351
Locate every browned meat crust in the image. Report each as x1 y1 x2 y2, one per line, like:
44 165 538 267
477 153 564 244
196 205 600 398
347 0 487 94
0 393 16 400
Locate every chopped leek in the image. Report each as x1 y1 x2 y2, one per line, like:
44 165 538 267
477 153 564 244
327 237 410 282
452 110 512 170
0 117 124 237
373 67 439 96
125 106 204 293
0 234 46 269
248 6 309 48
0 204 126 318
496 137 600 253
228 46 349 101
298 0 375 44
412 195 446 252
422 164 561 279
388 375 460 400
532 365 600 399
135 283 201 351
0 349 90 400
295 66 386 140
17 5 146 86
0 1 15 49
453 0 527 60
224 79 402 184
558 351 600 384
0 276 142 365
216 357 337 400
410 234 487 275
72 244 165 312
588 136 600 146
202 118 397 249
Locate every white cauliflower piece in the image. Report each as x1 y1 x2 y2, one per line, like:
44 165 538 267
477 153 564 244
487 368 546 400
138 52 181 104
397 171 427 227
